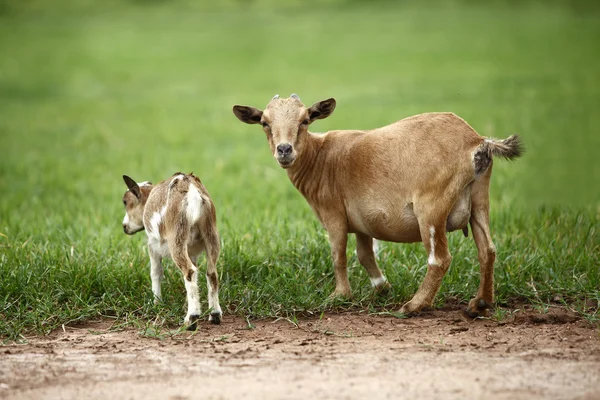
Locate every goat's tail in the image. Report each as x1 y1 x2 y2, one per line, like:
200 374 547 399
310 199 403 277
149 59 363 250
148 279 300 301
473 134 523 175
485 134 524 160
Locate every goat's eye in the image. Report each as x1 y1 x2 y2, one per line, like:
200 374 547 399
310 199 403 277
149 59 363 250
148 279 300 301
261 121 269 129
301 119 309 126
123 200 127 206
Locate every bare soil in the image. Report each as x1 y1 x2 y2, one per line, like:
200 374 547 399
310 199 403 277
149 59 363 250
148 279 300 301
1 306 599 400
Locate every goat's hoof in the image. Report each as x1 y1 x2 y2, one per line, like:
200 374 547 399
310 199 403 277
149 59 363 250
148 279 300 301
209 312 222 325
186 323 198 331
374 281 392 295
466 298 491 318
399 300 426 317
186 314 200 331
326 294 351 304
328 288 352 301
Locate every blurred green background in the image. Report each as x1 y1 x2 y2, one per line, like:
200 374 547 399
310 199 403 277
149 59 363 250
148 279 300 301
0 0 598 337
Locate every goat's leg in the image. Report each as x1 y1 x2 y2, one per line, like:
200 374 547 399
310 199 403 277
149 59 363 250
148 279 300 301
400 219 452 315
326 223 351 299
183 267 201 330
189 252 221 324
356 232 390 293
466 175 496 317
204 239 222 324
148 247 163 304
170 243 201 330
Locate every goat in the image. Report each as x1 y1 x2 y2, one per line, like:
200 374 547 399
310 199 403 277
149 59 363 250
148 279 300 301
121 172 222 329
233 94 522 317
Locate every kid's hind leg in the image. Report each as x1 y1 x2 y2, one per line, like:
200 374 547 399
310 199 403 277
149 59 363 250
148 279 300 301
400 213 453 315
204 239 222 325
170 245 201 330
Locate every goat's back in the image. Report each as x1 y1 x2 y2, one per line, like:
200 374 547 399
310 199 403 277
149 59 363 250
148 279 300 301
143 173 216 248
317 113 483 195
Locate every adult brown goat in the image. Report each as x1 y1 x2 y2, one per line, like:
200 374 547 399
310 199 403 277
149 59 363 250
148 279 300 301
233 94 522 316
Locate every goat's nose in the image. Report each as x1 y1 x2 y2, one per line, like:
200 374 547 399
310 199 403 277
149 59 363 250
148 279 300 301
123 225 127 232
276 144 293 156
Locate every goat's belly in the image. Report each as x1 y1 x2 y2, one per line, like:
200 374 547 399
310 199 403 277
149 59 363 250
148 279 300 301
347 198 471 242
446 186 472 232
347 204 422 243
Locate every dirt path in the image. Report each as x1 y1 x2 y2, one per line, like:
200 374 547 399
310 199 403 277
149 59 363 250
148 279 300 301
1 306 599 400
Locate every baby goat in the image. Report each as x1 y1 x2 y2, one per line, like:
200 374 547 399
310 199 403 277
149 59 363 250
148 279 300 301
121 172 222 329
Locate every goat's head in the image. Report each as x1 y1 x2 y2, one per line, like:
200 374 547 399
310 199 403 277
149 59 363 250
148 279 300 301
233 94 336 169
121 175 152 235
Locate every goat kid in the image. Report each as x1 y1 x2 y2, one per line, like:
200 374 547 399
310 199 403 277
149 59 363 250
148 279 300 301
233 94 523 317
122 173 222 329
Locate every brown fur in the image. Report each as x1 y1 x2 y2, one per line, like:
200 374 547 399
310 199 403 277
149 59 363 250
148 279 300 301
122 172 222 327
233 95 522 316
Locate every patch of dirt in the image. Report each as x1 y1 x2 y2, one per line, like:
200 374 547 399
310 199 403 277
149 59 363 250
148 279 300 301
1 306 599 400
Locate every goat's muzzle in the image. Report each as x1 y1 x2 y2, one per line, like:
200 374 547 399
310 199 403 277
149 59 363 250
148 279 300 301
123 225 143 235
276 143 295 168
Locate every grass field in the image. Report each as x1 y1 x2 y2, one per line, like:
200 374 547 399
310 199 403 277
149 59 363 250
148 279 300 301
0 0 598 341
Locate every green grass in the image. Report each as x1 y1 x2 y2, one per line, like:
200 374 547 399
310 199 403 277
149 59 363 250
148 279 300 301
1 0 599 341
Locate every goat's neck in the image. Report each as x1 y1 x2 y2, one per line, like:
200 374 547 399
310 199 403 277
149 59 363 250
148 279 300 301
286 133 331 204
140 185 154 207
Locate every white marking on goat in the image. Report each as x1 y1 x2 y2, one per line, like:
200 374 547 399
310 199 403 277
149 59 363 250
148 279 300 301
184 266 201 320
428 226 438 266
370 276 387 288
149 205 166 235
149 251 163 301
163 175 184 219
138 181 151 187
168 174 184 190
147 205 169 257
148 236 170 258
354 239 380 258
372 239 380 255
122 213 129 225
206 275 222 315
186 183 203 223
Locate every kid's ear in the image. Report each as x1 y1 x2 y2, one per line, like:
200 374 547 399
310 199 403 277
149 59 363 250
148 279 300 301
307 98 336 122
232 105 263 124
123 175 141 198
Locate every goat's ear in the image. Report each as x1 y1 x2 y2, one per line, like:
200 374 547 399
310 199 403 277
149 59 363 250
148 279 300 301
123 175 141 199
308 98 336 122
232 105 263 124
